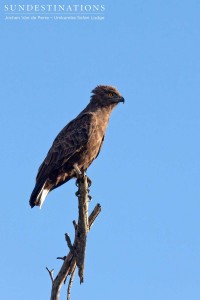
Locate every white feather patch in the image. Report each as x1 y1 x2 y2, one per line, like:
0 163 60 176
39 188 49 209
36 182 49 209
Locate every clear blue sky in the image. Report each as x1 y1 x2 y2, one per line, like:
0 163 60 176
1 1 200 299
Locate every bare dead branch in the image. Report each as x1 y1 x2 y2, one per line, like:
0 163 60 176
89 203 101 229
75 174 89 283
67 265 76 300
46 267 54 284
72 220 77 230
57 256 66 261
65 233 74 252
48 173 101 300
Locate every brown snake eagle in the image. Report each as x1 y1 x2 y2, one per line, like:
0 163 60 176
29 85 124 208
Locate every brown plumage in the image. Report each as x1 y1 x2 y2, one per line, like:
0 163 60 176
29 85 124 208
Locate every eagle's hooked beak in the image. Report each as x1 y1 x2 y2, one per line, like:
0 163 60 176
115 96 125 104
120 97 125 104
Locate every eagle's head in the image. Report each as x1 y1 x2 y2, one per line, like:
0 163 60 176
90 85 125 107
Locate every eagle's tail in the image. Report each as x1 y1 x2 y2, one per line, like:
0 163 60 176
29 180 50 209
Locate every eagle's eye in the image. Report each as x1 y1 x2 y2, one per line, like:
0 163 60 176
107 93 113 97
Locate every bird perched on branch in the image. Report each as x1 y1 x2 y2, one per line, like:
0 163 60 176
29 85 125 208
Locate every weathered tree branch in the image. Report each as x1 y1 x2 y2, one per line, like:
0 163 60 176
75 174 89 283
46 268 54 284
47 172 101 300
